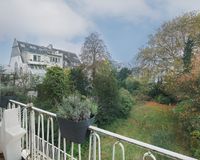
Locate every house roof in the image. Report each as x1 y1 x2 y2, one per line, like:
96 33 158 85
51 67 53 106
16 40 80 65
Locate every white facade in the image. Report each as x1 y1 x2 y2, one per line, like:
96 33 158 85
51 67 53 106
9 39 80 76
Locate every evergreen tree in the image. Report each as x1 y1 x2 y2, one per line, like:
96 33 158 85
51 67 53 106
70 66 89 96
93 61 120 125
183 37 194 72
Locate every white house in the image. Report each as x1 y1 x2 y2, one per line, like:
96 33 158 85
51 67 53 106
9 39 80 76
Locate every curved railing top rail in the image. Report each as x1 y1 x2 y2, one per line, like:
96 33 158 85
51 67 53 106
9 99 198 160
9 99 57 117
88 126 197 160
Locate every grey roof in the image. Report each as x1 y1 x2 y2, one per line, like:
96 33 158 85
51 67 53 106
16 40 80 66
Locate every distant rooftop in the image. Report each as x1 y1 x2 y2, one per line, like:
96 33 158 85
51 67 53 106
15 39 80 64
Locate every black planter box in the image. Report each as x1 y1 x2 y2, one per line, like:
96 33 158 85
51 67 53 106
57 117 95 144
0 96 16 108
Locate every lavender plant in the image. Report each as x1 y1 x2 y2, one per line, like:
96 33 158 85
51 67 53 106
57 93 98 122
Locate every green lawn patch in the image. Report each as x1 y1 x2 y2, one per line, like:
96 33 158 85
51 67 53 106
97 102 191 160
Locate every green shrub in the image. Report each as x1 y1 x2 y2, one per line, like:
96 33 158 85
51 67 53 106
191 130 200 158
118 88 135 118
37 67 71 105
174 100 200 159
155 94 171 105
0 84 16 96
70 66 90 96
173 100 193 114
148 83 176 104
124 77 141 93
148 83 162 98
57 93 98 122
34 99 54 112
94 63 120 126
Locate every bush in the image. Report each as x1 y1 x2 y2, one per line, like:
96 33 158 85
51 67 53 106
148 83 176 104
174 100 200 159
174 100 193 115
118 88 135 118
34 99 54 112
0 84 16 96
57 93 98 122
70 67 90 96
155 94 171 105
94 62 120 126
148 83 163 98
124 77 141 93
191 130 200 158
37 67 71 106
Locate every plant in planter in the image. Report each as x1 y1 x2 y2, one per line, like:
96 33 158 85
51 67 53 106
57 93 98 144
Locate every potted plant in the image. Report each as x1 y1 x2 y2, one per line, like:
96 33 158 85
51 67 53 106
57 93 98 144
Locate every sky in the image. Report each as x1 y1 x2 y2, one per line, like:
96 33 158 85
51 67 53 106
0 0 200 65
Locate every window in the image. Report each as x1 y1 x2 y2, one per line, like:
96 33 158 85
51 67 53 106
50 56 59 63
33 55 37 61
30 45 36 49
20 44 25 48
33 55 42 62
38 56 41 62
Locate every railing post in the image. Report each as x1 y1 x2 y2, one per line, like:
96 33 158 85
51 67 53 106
112 141 125 160
29 103 35 159
89 132 101 160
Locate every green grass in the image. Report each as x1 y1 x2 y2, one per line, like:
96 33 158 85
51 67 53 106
93 102 191 160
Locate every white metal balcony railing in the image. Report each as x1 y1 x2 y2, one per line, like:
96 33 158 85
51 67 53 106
0 99 198 160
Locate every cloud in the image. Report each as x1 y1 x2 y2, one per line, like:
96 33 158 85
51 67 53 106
0 0 200 65
70 0 200 23
164 0 200 17
0 0 92 41
71 0 160 23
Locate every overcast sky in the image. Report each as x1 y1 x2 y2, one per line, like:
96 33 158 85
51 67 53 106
0 0 200 65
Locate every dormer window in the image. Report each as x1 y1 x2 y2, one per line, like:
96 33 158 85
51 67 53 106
30 45 36 49
20 44 25 48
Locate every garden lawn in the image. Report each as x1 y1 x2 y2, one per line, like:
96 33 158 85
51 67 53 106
95 102 191 160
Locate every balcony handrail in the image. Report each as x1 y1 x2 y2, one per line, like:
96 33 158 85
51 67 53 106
89 126 196 160
9 99 27 108
9 100 57 117
8 99 198 160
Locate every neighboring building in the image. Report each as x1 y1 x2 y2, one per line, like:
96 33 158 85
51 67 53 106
9 39 80 76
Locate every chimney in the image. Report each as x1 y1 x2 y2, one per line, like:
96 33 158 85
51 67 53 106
47 44 53 50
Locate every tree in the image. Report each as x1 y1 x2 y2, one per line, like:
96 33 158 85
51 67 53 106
17 73 30 93
183 37 194 72
38 67 71 106
0 65 5 87
0 65 5 75
93 61 120 125
80 32 110 81
69 66 90 96
117 67 132 82
137 12 200 81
